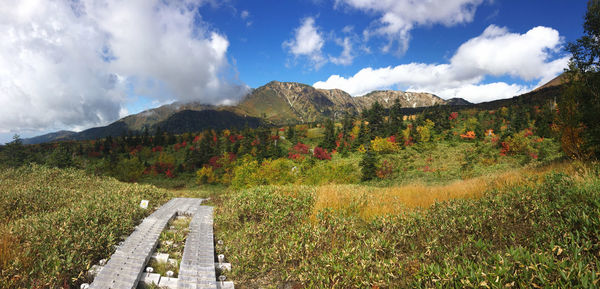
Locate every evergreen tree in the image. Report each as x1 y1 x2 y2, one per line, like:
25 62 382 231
320 119 337 150
365 101 385 137
360 149 378 181
103 136 113 155
1 134 27 167
388 99 405 135
46 144 73 168
142 126 150 146
355 121 371 148
154 127 165 146
535 101 555 138
341 113 354 137
166 132 177 145
286 125 296 143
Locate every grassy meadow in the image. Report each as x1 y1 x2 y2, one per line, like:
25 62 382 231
0 165 172 288
214 164 600 288
1 104 599 288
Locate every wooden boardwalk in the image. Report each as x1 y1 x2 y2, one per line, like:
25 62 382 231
89 198 218 289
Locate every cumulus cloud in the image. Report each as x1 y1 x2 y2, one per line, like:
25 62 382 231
284 17 358 68
0 0 247 134
283 17 326 69
335 0 485 54
314 25 569 103
450 25 567 84
329 37 355 66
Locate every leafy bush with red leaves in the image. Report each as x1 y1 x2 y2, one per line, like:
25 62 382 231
288 142 310 160
449 112 458 120
313 146 331 160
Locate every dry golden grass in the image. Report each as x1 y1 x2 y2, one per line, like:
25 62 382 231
312 161 577 221
0 226 21 272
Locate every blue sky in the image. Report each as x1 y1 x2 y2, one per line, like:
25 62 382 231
0 0 588 144
211 0 584 89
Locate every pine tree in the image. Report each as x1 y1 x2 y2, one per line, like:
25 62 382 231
286 125 296 143
1 134 27 167
355 121 371 148
365 101 385 137
341 113 353 136
320 119 337 150
388 99 405 135
360 149 378 181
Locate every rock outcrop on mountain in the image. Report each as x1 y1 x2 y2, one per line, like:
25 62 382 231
355 90 446 109
236 81 446 124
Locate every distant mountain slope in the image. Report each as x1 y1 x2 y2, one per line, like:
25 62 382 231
533 73 567 92
156 110 262 134
117 102 215 131
446 98 472 106
22 130 76 145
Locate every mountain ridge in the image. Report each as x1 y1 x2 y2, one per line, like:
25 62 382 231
23 80 476 144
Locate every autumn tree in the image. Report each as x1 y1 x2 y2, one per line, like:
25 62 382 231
559 0 600 159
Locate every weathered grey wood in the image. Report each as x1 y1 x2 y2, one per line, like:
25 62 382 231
89 198 208 289
178 206 219 289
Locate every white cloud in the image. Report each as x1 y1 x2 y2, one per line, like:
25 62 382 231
335 0 485 54
283 17 326 69
450 25 568 82
414 82 530 103
314 25 569 103
0 0 248 134
284 17 359 68
329 37 354 66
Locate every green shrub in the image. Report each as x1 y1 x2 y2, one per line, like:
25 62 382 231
230 158 264 189
113 156 145 182
302 157 361 185
259 158 297 185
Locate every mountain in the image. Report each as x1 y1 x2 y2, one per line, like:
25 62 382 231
22 76 561 144
236 81 357 124
236 81 446 124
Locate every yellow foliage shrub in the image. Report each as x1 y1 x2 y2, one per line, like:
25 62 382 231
371 136 399 153
196 166 216 184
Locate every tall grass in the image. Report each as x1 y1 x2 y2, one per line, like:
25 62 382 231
313 162 575 220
